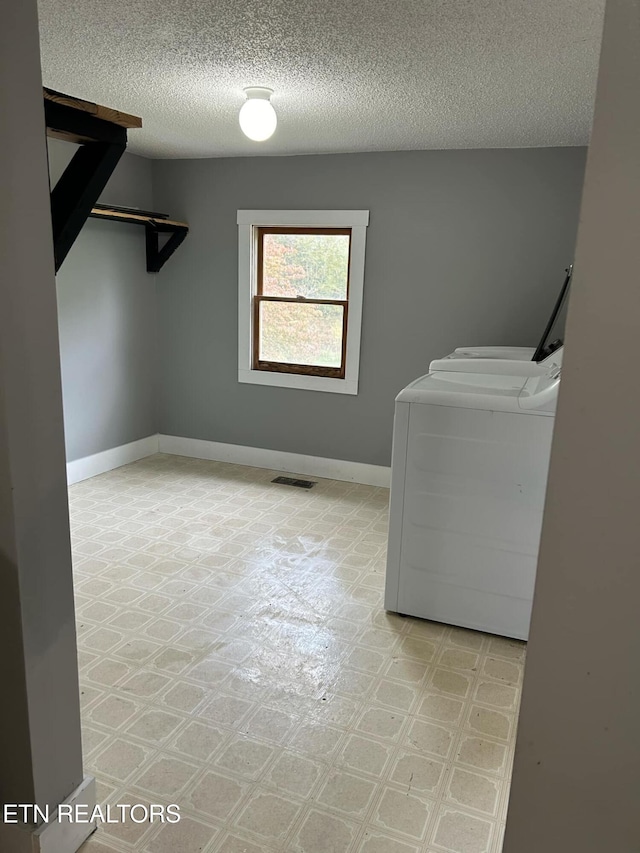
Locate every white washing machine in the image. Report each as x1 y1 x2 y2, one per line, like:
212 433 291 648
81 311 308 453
385 270 571 640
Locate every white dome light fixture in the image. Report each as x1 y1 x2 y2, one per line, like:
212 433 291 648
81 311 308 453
239 87 277 142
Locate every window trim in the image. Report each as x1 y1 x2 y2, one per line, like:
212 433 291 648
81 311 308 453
237 210 369 395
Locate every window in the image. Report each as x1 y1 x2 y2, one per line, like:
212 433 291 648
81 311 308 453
238 210 369 394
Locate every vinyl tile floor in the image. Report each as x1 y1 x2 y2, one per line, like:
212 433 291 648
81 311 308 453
74 454 525 853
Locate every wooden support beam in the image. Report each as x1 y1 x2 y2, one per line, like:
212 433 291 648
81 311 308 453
51 141 126 271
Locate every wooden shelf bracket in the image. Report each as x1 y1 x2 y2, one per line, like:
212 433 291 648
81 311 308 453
145 222 188 273
89 206 189 273
45 88 142 272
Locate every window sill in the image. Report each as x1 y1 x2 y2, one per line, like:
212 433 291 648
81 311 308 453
238 368 358 395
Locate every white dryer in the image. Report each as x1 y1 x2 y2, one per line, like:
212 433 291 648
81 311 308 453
384 269 571 640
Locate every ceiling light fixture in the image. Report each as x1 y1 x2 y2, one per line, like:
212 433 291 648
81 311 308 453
239 87 277 142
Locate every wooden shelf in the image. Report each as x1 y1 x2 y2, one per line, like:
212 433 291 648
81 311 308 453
45 88 141 144
89 207 188 231
89 205 189 273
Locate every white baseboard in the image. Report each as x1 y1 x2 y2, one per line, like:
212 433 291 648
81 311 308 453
66 433 390 488
158 434 391 488
38 776 97 853
66 435 159 485
0 776 96 853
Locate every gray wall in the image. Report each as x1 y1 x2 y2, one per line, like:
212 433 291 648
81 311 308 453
49 139 158 462
504 1 640 850
0 0 83 835
152 148 586 466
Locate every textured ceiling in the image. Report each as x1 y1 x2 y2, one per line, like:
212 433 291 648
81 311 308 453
37 0 605 159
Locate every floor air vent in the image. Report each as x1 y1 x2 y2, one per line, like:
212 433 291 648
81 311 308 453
272 476 317 489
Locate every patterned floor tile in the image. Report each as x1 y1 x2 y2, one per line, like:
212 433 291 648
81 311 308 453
73 454 524 853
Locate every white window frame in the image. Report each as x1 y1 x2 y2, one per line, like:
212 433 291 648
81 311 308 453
237 209 369 395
